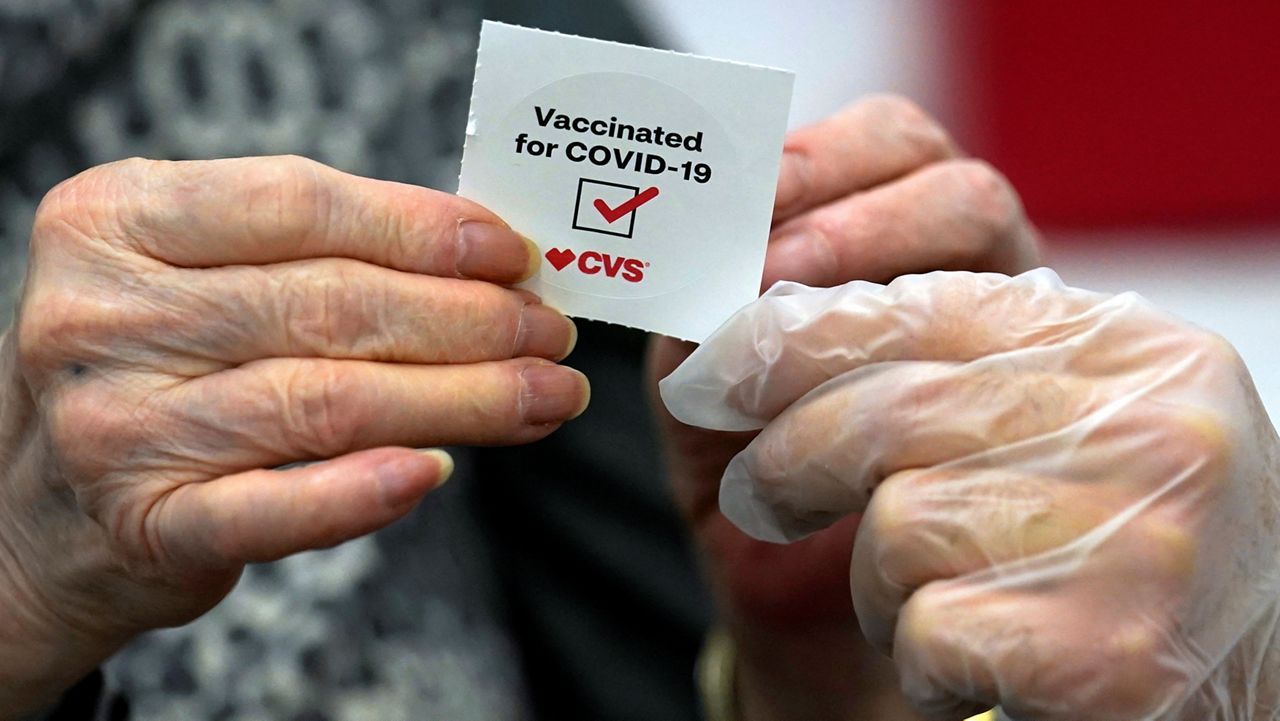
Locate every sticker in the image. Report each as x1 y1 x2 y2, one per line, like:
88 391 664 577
458 21 794 342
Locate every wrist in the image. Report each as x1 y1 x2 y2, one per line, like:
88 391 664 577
0 456 122 718
729 617 923 721
0 332 123 717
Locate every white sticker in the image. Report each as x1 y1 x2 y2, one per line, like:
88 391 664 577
458 21 794 342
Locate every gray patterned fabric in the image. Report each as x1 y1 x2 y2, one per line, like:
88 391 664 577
1 0 476 321
5 4 715 721
1 1 526 718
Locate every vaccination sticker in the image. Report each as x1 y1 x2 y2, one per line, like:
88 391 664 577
458 21 794 342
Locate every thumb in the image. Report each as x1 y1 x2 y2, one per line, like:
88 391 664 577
155 447 452 566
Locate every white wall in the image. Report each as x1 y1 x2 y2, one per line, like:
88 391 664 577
1050 235 1280 423
628 0 1280 422
628 0 950 129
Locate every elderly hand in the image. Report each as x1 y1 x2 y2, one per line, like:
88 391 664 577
0 156 586 716
664 270 1280 720
646 96 1039 719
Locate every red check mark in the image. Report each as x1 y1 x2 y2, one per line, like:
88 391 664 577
593 186 660 224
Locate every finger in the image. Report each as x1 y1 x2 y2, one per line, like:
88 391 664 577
851 465 1202 650
717 362 1100 542
773 95 960 223
155 447 453 566
763 160 1040 290
891 572 1195 721
167 357 590 470
659 269 1172 432
715 349 1224 544
168 259 576 367
107 156 538 282
853 467 1086 655
851 400 1221 650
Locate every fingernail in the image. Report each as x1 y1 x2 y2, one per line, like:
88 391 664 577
519 364 590 425
416 448 454 487
379 449 453 507
515 303 578 360
763 229 837 290
456 221 538 282
518 235 541 281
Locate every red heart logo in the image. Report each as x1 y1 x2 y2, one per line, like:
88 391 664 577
545 248 576 271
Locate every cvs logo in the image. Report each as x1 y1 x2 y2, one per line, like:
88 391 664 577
544 248 647 283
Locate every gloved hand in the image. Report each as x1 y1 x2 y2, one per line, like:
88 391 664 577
647 96 1041 720
662 269 1280 720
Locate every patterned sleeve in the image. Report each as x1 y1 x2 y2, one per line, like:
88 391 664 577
0 1 139 153
22 670 128 721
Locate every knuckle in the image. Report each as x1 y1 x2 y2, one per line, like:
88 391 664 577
809 199 881 244
458 287 520 359
863 93 953 160
864 479 916 562
741 428 831 519
15 290 114 378
1093 624 1188 718
14 293 71 375
739 435 788 500
1162 406 1232 473
32 178 84 237
1005 618 1184 721
241 155 334 242
30 162 139 246
281 261 373 356
97 156 158 181
864 492 932 590
29 158 168 274
733 449 834 540
279 359 362 455
1189 327 1246 376
1132 517 1198 587
944 159 1025 240
895 585 950 655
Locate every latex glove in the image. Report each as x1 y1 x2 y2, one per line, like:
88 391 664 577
648 96 1039 720
0 156 585 716
662 269 1280 720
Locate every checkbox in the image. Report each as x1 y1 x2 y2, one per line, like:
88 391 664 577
572 178 641 238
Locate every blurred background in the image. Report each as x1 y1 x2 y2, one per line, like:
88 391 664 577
634 0 1280 420
2 2 1276 720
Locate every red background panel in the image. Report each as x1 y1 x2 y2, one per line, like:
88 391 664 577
951 2 1280 230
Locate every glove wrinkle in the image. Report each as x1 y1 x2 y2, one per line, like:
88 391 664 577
663 269 1280 720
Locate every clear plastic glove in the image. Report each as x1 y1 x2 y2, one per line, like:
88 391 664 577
661 269 1280 720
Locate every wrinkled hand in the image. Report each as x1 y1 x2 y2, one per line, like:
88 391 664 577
664 270 1280 720
646 96 1038 717
0 156 586 715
